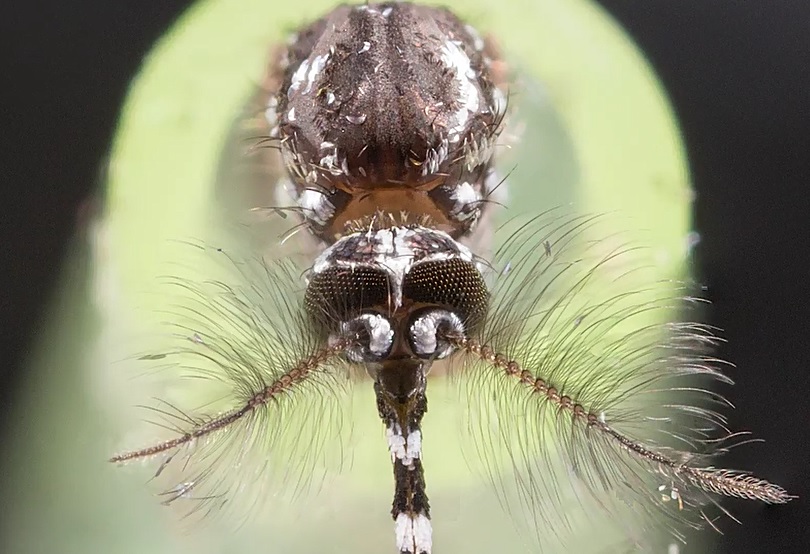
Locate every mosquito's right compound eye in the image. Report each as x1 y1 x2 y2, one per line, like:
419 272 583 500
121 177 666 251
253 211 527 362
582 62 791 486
408 308 465 360
340 313 394 363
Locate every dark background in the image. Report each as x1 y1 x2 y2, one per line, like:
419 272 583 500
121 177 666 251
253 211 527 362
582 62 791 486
2 1 808 552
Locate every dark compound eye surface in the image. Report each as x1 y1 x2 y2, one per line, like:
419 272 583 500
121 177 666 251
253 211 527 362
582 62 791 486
402 258 488 332
306 225 479 318
269 2 508 241
305 266 391 327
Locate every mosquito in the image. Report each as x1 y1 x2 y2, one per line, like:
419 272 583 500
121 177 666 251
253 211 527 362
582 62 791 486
110 3 793 553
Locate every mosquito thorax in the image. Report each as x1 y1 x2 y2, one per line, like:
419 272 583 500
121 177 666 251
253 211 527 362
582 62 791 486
266 2 508 244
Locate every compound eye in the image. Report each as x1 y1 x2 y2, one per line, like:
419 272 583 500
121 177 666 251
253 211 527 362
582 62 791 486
408 308 465 360
401 258 488 333
341 313 394 363
305 266 390 329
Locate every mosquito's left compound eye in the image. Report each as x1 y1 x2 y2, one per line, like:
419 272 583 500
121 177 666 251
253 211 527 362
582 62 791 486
408 308 465 360
341 312 395 363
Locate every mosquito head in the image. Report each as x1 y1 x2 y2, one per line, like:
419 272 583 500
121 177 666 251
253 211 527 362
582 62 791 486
305 225 489 331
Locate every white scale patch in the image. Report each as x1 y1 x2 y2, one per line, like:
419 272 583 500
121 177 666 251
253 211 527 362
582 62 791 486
288 59 309 93
304 54 329 94
366 314 394 357
395 512 432 554
298 189 335 225
288 53 330 96
319 149 341 175
355 4 394 17
386 423 421 468
421 139 449 176
410 315 438 356
463 131 497 170
439 39 481 141
450 181 481 221
409 310 462 358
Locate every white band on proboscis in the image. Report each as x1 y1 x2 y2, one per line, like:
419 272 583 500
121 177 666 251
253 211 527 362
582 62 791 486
386 422 422 469
395 512 432 554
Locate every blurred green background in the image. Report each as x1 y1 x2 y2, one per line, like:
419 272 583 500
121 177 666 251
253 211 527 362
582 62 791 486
0 0 694 552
